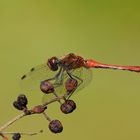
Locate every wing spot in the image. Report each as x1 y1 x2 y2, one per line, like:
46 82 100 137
21 75 26 80
30 67 35 72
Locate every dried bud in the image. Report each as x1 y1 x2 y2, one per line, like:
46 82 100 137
65 78 78 92
49 120 63 133
13 101 24 110
17 94 28 107
32 105 47 114
12 133 21 140
13 94 28 111
40 80 54 94
60 100 76 114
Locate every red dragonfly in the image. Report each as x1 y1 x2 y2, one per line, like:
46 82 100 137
20 53 140 102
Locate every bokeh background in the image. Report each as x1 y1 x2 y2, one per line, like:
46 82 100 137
0 0 140 140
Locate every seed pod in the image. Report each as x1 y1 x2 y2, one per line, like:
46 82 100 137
13 101 24 110
49 120 63 133
40 80 54 94
32 105 47 114
60 100 76 114
12 133 21 140
47 57 59 71
65 78 78 92
17 94 28 107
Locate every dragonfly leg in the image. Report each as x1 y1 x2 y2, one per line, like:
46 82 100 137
65 71 83 99
53 90 62 104
42 80 63 104
45 79 63 104
43 67 66 103
43 66 64 83
67 71 83 85
44 77 55 82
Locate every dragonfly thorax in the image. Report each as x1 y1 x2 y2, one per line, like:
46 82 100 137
60 53 85 70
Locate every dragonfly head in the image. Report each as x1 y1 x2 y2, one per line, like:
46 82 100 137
47 56 61 71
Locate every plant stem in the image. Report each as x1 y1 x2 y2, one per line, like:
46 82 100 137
43 112 51 122
0 96 65 133
0 113 25 131
1 130 43 136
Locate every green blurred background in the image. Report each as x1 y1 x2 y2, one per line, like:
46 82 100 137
0 0 140 140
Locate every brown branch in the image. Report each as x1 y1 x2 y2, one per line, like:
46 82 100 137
0 113 25 132
0 95 65 136
43 112 51 122
1 130 43 136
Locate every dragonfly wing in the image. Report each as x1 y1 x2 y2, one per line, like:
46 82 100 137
69 67 92 91
42 72 68 103
20 64 58 91
42 67 92 103
20 64 92 103
42 84 66 103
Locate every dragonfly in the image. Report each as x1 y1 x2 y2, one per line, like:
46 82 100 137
20 53 140 103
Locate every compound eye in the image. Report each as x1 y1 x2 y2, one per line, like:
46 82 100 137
47 57 59 71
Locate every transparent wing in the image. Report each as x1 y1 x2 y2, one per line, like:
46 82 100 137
19 64 59 91
20 64 92 103
69 67 92 91
42 67 92 103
